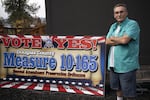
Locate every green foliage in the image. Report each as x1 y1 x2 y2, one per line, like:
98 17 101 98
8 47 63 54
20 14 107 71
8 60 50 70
2 0 40 27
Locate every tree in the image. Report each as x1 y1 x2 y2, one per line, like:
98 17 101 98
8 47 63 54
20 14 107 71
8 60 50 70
1 0 40 33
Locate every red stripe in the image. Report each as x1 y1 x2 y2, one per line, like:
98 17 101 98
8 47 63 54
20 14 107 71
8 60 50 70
97 87 103 91
57 85 66 92
97 37 105 41
66 36 74 38
0 81 104 96
16 34 25 38
83 36 92 39
32 35 41 38
70 86 84 94
84 87 103 96
26 83 37 90
43 83 50 91
0 34 9 38
11 82 25 88
0 81 12 87
0 35 105 44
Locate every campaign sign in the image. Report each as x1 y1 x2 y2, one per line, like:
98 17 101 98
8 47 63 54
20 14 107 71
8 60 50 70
0 35 106 96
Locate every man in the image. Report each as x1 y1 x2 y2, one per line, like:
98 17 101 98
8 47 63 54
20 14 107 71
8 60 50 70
106 3 140 100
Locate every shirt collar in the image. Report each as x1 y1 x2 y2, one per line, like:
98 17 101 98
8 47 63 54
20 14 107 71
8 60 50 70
116 17 129 26
113 17 129 30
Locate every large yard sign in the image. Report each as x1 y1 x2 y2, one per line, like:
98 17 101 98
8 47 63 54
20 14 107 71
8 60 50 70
0 35 106 96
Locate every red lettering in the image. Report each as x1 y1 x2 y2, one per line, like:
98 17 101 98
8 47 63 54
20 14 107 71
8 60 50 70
92 40 97 50
32 38 42 48
11 38 21 47
67 39 93 50
1 37 42 48
81 39 92 50
0 36 98 50
54 38 67 49
1 37 11 47
22 38 31 48
67 39 80 49
54 38 95 50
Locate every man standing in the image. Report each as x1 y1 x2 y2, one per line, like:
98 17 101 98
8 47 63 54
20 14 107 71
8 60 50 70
106 3 140 100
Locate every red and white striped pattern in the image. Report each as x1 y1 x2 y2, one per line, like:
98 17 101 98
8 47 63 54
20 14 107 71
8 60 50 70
0 81 104 96
0 35 105 43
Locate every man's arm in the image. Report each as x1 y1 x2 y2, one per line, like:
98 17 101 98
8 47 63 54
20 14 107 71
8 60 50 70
106 35 131 46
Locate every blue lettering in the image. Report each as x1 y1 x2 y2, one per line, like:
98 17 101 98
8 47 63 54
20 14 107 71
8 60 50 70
16 56 22 68
36 57 46 69
3 52 15 67
82 55 89 72
66 54 74 71
75 55 81 71
49 58 56 70
60 55 66 71
29 57 35 68
89 55 98 72
22 56 28 68
43 57 49 68
3 52 57 70
60 54 98 72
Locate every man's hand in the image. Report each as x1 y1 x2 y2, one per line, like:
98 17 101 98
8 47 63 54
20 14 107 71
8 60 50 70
106 35 131 46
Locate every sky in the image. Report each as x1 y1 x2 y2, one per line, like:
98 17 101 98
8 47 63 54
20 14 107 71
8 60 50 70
0 0 46 19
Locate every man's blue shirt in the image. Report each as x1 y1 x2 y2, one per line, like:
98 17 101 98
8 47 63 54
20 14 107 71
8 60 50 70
106 17 140 73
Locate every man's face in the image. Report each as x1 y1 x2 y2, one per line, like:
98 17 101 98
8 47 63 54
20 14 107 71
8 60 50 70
114 6 128 23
